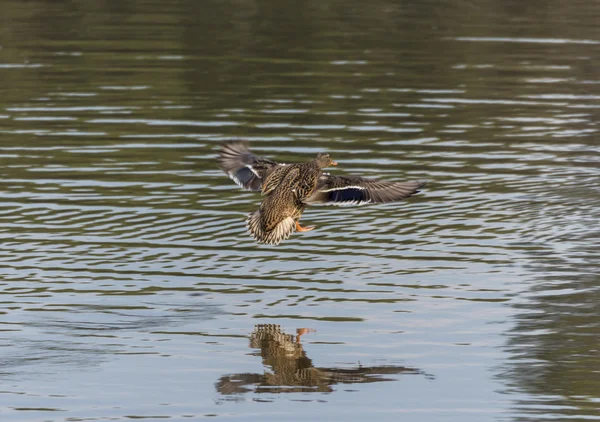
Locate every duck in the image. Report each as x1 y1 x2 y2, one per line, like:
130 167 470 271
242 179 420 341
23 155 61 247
217 142 426 245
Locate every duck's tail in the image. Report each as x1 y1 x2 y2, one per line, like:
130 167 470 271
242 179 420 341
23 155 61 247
246 210 296 245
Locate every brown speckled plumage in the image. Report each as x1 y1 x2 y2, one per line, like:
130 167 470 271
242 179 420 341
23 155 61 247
246 168 305 245
217 142 427 245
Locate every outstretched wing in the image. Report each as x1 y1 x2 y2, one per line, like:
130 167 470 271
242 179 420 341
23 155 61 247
305 175 427 206
217 142 280 191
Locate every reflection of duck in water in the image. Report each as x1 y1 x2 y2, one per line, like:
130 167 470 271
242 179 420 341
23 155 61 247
216 324 430 395
218 143 426 245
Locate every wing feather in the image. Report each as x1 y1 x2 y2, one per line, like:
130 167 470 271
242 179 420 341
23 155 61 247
217 142 280 191
305 175 426 206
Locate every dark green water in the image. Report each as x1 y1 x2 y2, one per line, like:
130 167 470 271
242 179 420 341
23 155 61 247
1 1 599 421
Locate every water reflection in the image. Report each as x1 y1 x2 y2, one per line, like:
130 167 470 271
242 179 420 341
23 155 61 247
217 324 429 395
0 298 220 379
502 175 600 420
1 0 600 420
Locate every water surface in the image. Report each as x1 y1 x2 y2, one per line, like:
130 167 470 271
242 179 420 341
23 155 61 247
1 1 599 421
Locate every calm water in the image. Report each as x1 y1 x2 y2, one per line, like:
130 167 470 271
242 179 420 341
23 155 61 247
1 1 599 421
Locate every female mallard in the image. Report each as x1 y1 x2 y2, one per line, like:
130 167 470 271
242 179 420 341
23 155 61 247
218 142 426 245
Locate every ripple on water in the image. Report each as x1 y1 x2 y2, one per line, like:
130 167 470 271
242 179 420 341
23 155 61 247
1 4 600 420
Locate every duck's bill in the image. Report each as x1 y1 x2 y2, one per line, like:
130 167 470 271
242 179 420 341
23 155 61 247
330 161 338 166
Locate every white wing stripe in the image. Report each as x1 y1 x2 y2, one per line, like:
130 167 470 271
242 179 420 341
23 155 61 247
229 173 244 188
320 185 367 192
245 165 260 177
324 199 372 207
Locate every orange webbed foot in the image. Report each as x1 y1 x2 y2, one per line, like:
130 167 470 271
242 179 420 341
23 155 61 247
295 221 315 232
296 327 316 344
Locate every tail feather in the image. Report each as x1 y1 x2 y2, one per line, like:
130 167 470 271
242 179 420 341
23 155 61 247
246 210 296 245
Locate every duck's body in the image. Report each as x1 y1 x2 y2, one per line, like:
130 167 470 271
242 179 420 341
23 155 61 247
246 168 306 245
218 142 426 245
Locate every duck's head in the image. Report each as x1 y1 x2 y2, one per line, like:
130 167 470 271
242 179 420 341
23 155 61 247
315 152 338 168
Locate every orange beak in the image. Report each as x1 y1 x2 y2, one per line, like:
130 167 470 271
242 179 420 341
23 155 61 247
330 160 338 166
